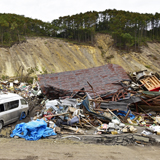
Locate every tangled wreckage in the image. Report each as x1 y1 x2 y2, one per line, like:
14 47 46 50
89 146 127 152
1 64 160 145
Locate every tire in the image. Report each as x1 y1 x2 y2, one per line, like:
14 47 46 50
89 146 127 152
0 121 3 130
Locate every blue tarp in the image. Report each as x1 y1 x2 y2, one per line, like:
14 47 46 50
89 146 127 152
10 119 57 141
19 112 26 120
113 110 135 120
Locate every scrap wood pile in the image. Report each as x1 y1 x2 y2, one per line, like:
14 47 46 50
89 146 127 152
8 70 160 140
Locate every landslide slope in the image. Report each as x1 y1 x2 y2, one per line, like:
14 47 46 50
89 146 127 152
0 34 160 77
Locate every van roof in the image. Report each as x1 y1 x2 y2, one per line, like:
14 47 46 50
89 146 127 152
0 93 23 104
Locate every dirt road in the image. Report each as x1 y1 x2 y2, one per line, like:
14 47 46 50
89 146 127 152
0 138 159 160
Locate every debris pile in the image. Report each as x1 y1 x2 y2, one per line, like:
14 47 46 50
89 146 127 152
0 78 41 98
1 65 160 145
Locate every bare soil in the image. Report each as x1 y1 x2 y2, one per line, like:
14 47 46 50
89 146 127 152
0 138 160 160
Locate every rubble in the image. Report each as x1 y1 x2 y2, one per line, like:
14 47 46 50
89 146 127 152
0 65 160 146
38 64 129 99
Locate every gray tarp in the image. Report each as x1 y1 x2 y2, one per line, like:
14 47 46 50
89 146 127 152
100 96 141 111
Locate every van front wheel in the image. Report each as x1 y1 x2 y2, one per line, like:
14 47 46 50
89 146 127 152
0 121 3 130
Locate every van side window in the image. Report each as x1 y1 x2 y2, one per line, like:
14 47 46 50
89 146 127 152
4 100 19 110
0 104 4 112
10 100 19 109
20 99 28 105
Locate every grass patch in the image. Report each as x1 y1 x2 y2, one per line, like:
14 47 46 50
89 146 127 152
98 46 103 49
106 55 114 59
101 51 106 57
145 65 151 69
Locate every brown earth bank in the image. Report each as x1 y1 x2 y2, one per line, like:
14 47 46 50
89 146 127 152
0 138 160 160
0 34 160 77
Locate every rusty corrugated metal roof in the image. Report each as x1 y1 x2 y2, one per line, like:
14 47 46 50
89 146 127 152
38 64 129 99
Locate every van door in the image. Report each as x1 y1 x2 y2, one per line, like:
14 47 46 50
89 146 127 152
20 98 28 115
4 100 20 123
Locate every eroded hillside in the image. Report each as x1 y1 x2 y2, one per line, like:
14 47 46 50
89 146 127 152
0 34 160 77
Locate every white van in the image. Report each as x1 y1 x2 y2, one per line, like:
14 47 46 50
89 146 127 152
0 93 29 129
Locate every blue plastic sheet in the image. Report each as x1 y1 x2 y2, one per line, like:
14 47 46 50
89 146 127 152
19 112 26 120
10 119 57 141
113 110 135 120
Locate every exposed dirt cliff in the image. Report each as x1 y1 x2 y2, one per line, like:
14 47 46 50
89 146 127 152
0 34 160 77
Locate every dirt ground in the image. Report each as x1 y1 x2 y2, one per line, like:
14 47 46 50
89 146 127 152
0 138 160 160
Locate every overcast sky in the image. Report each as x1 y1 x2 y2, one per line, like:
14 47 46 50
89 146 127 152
0 0 159 22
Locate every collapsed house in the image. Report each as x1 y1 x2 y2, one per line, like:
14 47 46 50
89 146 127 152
38 64 129 99
1 64 160 143
36 65 160 138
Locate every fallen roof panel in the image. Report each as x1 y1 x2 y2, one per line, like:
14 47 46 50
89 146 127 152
38 64 129 99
